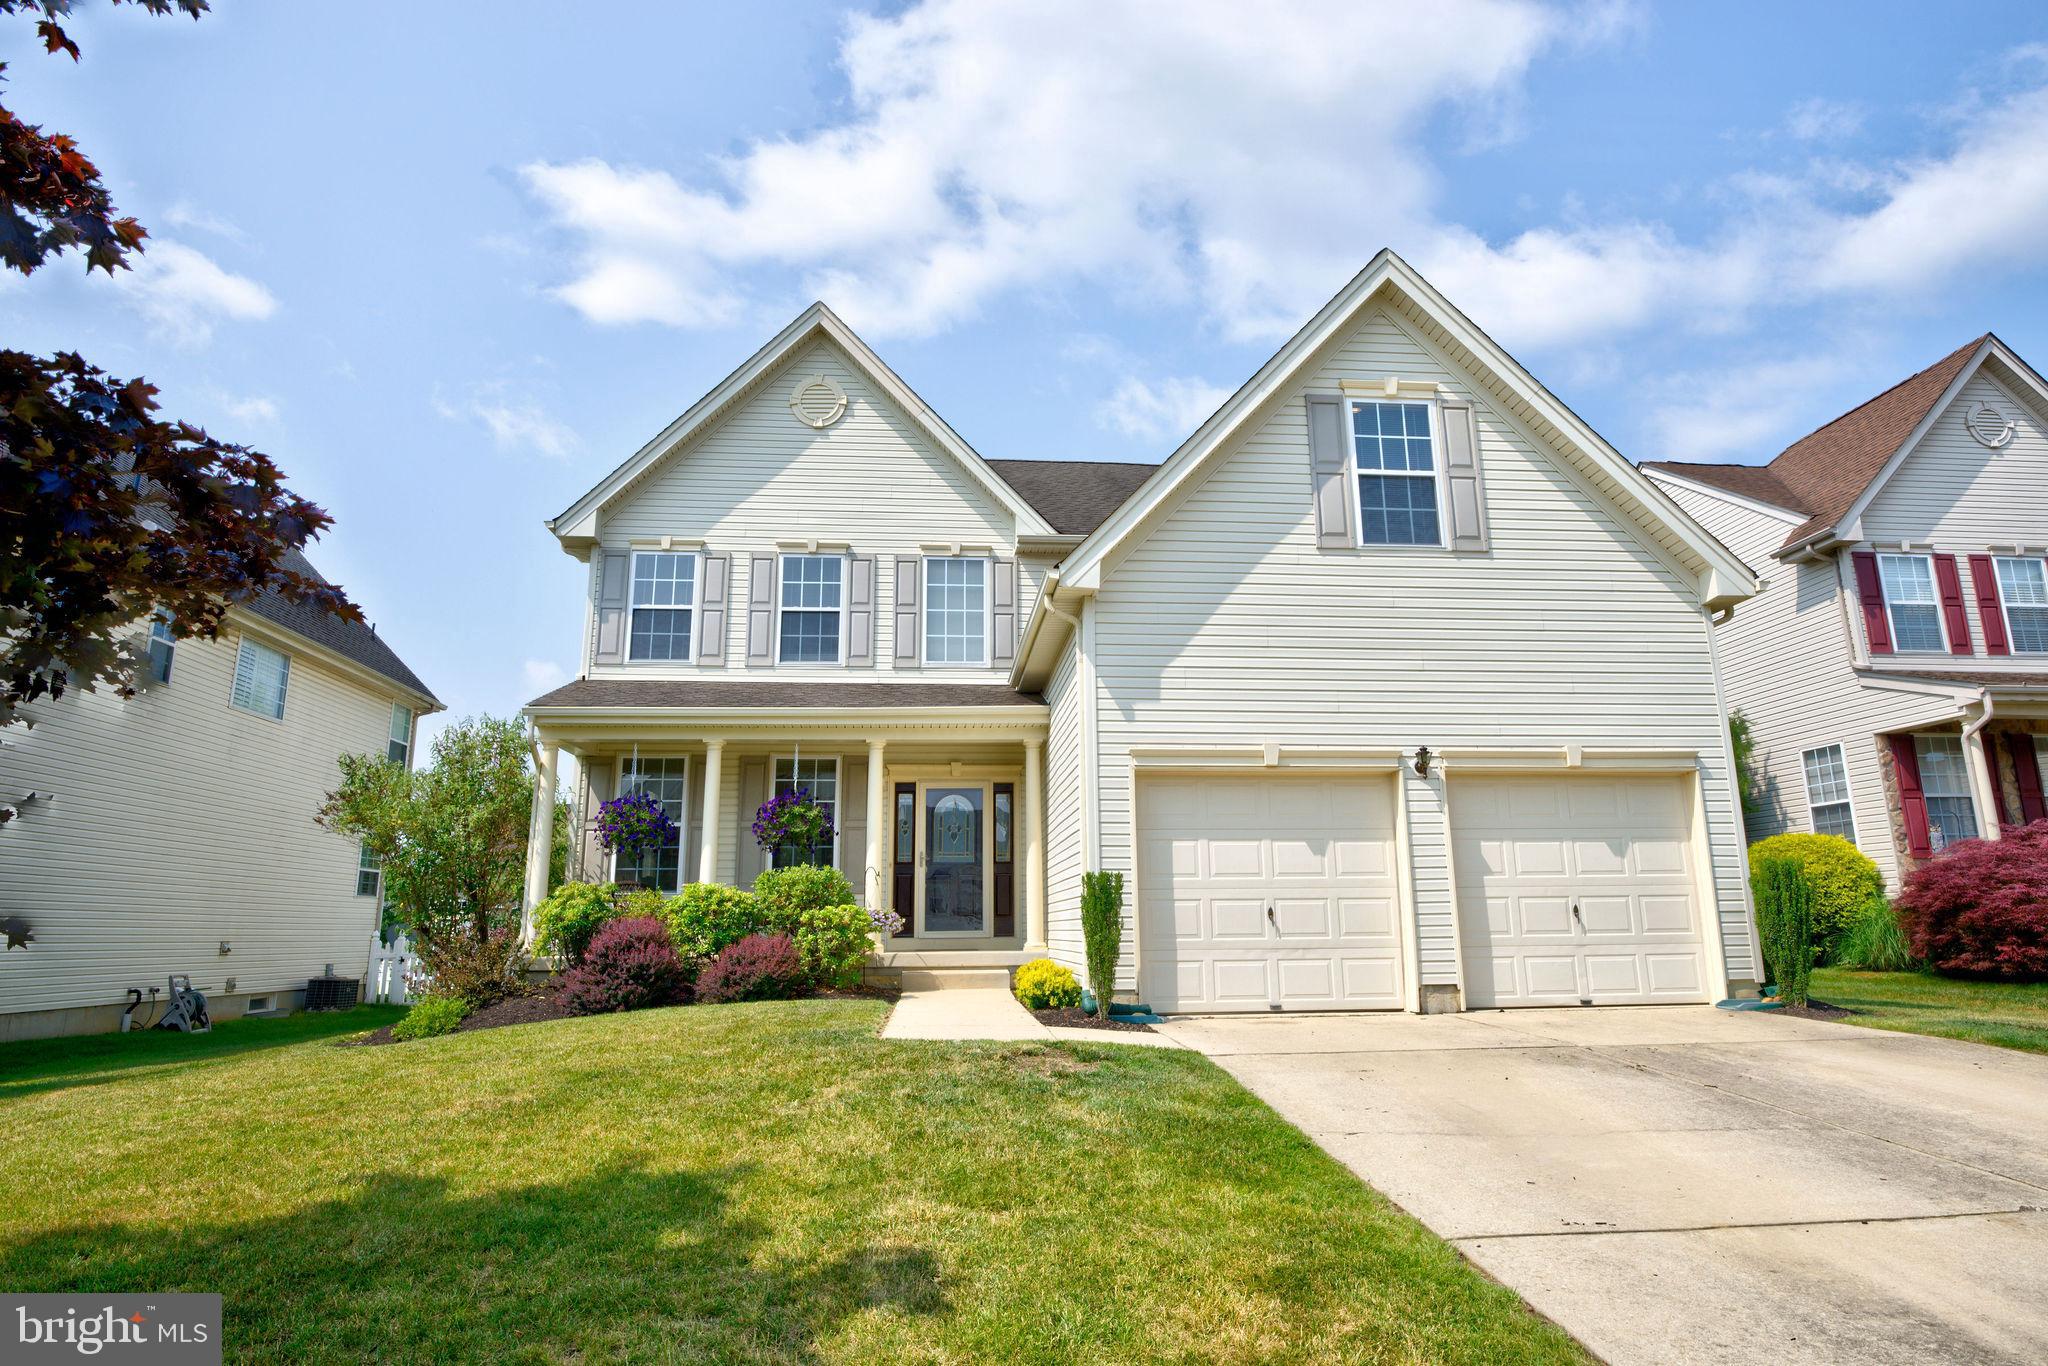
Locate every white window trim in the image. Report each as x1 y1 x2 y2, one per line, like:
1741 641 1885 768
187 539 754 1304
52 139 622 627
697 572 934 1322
771 753 843 871
1799 743 1859 846
356 844 382 899
1876 552 1948 654
146 613 176 684
1913 733 1981 850
229 636 290 721
626 549 701 664
921 555 993 669
774 551 850 666
1347 396 1450 551
388 703 413 767
1993 555 2048 655
609 754 693 893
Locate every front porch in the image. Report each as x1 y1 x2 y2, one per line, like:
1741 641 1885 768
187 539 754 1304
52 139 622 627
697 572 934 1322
517 682 1051 956
1873 676 2048 874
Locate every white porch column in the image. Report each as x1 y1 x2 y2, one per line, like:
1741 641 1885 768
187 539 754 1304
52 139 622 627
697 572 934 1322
1023 738 1047 951
1962 725 2003 841
699 740 726 883
520 740 559 945
865 740 889 910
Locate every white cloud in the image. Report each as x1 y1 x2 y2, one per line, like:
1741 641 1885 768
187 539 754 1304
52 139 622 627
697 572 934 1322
114 241 275 344
434 383 581 460
222 394 281 425
522 659 570 694
1097 374 1232 442
1785 96 1865 142
1641 351 1866 462
162 201 246 241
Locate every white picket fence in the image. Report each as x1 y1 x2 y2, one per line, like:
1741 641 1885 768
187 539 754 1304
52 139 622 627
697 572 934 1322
366 933 430 1005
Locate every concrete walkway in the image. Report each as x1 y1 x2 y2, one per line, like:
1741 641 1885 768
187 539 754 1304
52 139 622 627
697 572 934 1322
1157 1006 2048 1365
881 986 1183 1048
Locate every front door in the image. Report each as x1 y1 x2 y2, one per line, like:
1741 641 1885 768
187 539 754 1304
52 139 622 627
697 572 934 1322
919 783 988 934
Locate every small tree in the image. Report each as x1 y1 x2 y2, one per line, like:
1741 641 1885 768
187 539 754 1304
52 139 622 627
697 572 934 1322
1080 870 1124 1020
1751 854 1814 1006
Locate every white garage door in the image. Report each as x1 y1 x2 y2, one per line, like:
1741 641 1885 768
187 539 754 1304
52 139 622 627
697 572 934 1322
1138 776 1403 1013
1452 774 1708 1007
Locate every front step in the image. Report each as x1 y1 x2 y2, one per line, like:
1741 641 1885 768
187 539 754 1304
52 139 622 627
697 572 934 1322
896 967 1016 992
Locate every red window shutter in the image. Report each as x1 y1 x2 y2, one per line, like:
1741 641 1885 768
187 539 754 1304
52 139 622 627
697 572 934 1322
2010 733 2047 825
1852 551 1892 654
1969 554 2009 656
1933 554 1972 654
1888 734 1932 857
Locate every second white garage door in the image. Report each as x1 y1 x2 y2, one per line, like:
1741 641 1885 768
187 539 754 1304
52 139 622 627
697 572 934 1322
1137 775 1403 1013
1452 773 1710 1007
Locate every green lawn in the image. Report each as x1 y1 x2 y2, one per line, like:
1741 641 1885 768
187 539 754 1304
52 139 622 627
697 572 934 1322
0 1001 1579 1364
1812 967 2048 1054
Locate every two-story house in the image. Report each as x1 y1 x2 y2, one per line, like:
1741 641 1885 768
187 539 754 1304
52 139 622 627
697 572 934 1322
1647 335 2048 891
523 250 1765 1013
0 550 440 1038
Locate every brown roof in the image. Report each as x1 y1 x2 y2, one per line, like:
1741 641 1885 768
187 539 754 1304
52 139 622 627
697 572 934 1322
1639 461 1812 514
527 679 1044 709
987 458 1158 536
1647 335 1989 553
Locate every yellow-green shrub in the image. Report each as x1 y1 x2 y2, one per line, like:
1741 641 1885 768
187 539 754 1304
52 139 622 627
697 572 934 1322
1013 959 1082 1011
1747 833 1882 958
391 994 469 1041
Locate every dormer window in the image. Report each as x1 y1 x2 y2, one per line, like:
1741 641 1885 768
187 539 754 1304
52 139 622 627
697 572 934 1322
628 551 697 661
1876 554 1944 653
1350 400 1443 547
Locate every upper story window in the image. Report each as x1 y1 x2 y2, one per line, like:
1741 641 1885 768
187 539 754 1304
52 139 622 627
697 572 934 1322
356 845 382 899
230 637 290 720
1914 734 1979 851
1800 744 1857 845
388 704 413 766
778 554 845 663
1876 554 1944 652
146 612 176 684
1995 557 2048 654
628 551 697 661
1351 400 1442 547
924 556 989 666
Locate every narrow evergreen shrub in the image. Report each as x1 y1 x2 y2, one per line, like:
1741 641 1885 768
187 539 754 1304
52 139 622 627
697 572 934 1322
1895 819 2048 980
662 883 763 961
530 880 622 965
1835 897 1918 972
1013 959 1082 1011
753 864 857 931
1746 834 1882 961
391 994 469 1041
1751 855 1814 1006
1080 871 1125 1021
696 933 806 1004
558 916 691 1015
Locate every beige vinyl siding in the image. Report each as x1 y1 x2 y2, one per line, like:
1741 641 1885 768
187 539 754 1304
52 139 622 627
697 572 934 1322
1041 636 1085 975
0 619 408 1018
1091 303 1757 983
1658 483 1959 889
592 338 1021 682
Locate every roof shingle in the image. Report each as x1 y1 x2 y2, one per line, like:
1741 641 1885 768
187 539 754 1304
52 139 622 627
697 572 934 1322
986 458 1158 536
239 547 438 704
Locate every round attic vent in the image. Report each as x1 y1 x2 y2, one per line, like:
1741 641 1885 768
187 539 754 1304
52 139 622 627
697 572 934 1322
789 374 848 429
1966 401 2016 449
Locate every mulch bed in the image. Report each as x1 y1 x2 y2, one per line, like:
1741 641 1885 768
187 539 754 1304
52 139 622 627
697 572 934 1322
1033 1007 1155 1033
342 982 899 1047
1775 998 1854 1021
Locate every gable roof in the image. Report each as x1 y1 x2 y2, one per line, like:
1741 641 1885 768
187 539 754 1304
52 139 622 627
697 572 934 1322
548 303 1055 544
1637 462 1813 517
239 547 439 706
986 459 1159 536
1047 249 1758 608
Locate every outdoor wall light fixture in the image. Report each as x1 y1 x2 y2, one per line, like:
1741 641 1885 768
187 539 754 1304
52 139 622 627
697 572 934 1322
1412 745 1433 777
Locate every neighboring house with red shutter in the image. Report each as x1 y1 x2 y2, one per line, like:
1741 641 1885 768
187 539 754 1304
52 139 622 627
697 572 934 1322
1647 335 2048 892
521 249 1769 1012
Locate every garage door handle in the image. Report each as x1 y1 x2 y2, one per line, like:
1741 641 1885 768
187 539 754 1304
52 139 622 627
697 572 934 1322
1571 903 1583 925
1266 904 1276 925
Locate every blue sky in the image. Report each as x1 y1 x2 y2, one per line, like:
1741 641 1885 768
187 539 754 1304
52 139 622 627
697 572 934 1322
10 1 2048 743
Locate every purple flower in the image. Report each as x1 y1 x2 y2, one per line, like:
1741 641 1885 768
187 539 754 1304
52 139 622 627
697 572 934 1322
595 791 677 856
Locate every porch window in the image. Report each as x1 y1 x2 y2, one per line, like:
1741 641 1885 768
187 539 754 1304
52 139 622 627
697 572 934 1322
923 557 988 665
616 757 690 891
1995 557 2048 653
1800 744 1856 844
777 554 844 663
1913 735 1979 852
628 551 697 661
1877 554 1944 652
772 756 839 868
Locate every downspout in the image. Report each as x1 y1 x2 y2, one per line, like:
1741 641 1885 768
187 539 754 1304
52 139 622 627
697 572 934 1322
1962 689 2003 840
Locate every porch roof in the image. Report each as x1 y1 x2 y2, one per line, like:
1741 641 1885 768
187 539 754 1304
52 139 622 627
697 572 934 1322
525 679 1045 710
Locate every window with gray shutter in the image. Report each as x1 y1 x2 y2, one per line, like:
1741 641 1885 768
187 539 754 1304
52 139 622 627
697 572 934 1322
593 551 629 664
745 554 777 665
893 556 921 666
1439 398 1489 552
847 554 876 667
697 553 730 664
1306 394 1356 548
991 557 1017 668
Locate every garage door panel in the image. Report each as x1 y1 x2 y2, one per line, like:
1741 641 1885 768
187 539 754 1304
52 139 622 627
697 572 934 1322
1340 957 1401 1004
1275 958 1334 1002
1577 895 1635 935
1572 839 1631 877
1209 840 1265 879
1170 897 1203 939
1635 838 1688 876
1211 899 1266 939
1642 894 1696 934
1273 898 1330 937
1211 959 1272 1004
1339 897 1396 938
1515 895 1575 938
1513 840 1569 878
1646 954 1705 995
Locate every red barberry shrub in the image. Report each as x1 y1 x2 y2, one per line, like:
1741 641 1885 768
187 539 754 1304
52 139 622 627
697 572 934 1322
695 933 805 1005
558 917 691 1015
1895 820 2048 980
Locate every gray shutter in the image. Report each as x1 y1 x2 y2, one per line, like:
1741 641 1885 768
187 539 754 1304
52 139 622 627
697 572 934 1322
736 758 769 885
746 554 777 666
594 551 630 664
894 556 921 667
991 557 1017 668
696 553 729 665
846 554 875 668
1307 394 1355 549
1440 398 1489 553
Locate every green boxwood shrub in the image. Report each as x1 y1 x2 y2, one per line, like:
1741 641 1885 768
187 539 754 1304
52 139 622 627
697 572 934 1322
663 883 763 961
530 880 621 965
391 994 469 1041
753 864 857 932
788 903 874 988
1013 959 1082 1011
1747 833 1882 960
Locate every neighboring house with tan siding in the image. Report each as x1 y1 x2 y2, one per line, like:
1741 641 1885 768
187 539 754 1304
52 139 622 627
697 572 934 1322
523 249 1766 1013
0 551 440 1039
1647 335 2048 892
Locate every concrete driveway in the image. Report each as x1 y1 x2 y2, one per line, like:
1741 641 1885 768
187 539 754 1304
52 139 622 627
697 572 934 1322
1157 1007 2048 1365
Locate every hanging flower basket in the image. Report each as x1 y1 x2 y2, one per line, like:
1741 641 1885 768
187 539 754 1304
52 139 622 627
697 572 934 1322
594 791 677 859
752 788 835 865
